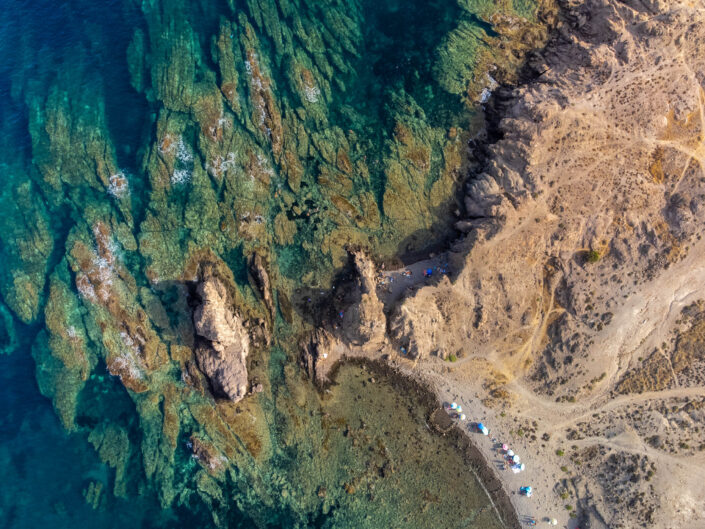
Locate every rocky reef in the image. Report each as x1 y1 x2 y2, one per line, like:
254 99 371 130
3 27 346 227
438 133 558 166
0 0 555 527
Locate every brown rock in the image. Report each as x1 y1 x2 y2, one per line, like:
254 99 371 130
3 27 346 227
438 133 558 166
193 275 250 402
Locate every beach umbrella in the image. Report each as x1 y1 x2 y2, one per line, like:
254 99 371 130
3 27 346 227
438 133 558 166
460 414 466 421
450 402 458 410
501 444 508 451
550 518 557 525
507 449 514 457
513 455 521 464
456 406 463 413
520 463 525 471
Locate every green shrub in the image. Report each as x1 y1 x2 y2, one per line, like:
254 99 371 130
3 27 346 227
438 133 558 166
587 250 600 263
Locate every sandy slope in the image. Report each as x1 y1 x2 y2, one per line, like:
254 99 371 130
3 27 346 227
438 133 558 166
385 1 705 527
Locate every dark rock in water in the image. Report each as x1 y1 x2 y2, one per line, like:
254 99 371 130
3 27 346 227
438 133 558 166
429 407 455 434
0 302 18 355
248 253 274 319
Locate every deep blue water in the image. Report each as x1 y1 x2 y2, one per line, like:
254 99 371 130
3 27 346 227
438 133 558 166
0 2 178 526
0 345 174 528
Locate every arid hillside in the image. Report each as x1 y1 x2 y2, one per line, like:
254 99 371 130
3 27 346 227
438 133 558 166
326 1 705 527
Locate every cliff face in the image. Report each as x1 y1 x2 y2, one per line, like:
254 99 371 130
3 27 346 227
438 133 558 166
387 1 705 527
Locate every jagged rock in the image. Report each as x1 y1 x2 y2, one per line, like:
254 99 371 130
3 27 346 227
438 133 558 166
340 251 387 348
249 253 274 319
193 275 250 402
301 250 388 385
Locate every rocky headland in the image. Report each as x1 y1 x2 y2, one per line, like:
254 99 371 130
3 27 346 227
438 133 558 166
5 0 705 527
312 0 705 528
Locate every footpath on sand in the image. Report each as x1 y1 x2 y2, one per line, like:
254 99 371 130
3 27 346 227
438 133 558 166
374 257 572 528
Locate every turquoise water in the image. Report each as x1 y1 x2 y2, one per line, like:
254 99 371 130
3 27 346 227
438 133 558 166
0 345 185 528
0 0 545 527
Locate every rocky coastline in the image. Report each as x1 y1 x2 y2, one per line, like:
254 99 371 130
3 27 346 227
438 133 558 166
302 1 705 528
7 0 705 527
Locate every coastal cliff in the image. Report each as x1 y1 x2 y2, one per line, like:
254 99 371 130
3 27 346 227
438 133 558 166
353 1 705 527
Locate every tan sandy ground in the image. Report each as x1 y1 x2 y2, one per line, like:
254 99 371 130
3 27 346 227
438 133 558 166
379 0 705 527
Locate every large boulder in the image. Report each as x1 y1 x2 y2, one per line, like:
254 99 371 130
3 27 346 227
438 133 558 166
193 275 250 401
340 251 386 348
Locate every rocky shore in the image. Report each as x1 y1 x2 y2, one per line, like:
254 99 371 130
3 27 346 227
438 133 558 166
6 0 705 526
308 1 705 527
1 0 560 525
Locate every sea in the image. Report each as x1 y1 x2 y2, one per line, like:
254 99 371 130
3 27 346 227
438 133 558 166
0 0 541 527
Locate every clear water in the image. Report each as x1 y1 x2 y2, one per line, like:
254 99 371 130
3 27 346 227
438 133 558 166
0 0 545 527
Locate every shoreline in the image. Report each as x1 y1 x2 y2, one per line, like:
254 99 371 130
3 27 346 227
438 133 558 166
301 4 569 526
319 2 705 529
324 357 522 529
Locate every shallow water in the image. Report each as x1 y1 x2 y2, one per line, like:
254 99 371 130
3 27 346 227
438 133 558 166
0 0 545 526
317 363 504 528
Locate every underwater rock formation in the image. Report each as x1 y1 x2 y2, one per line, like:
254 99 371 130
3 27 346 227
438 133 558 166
0 0 554 526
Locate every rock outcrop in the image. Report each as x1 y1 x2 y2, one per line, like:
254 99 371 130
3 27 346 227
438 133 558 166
193 274 250 402
302 250 388 384
249 253 274 321
340 251 387 348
